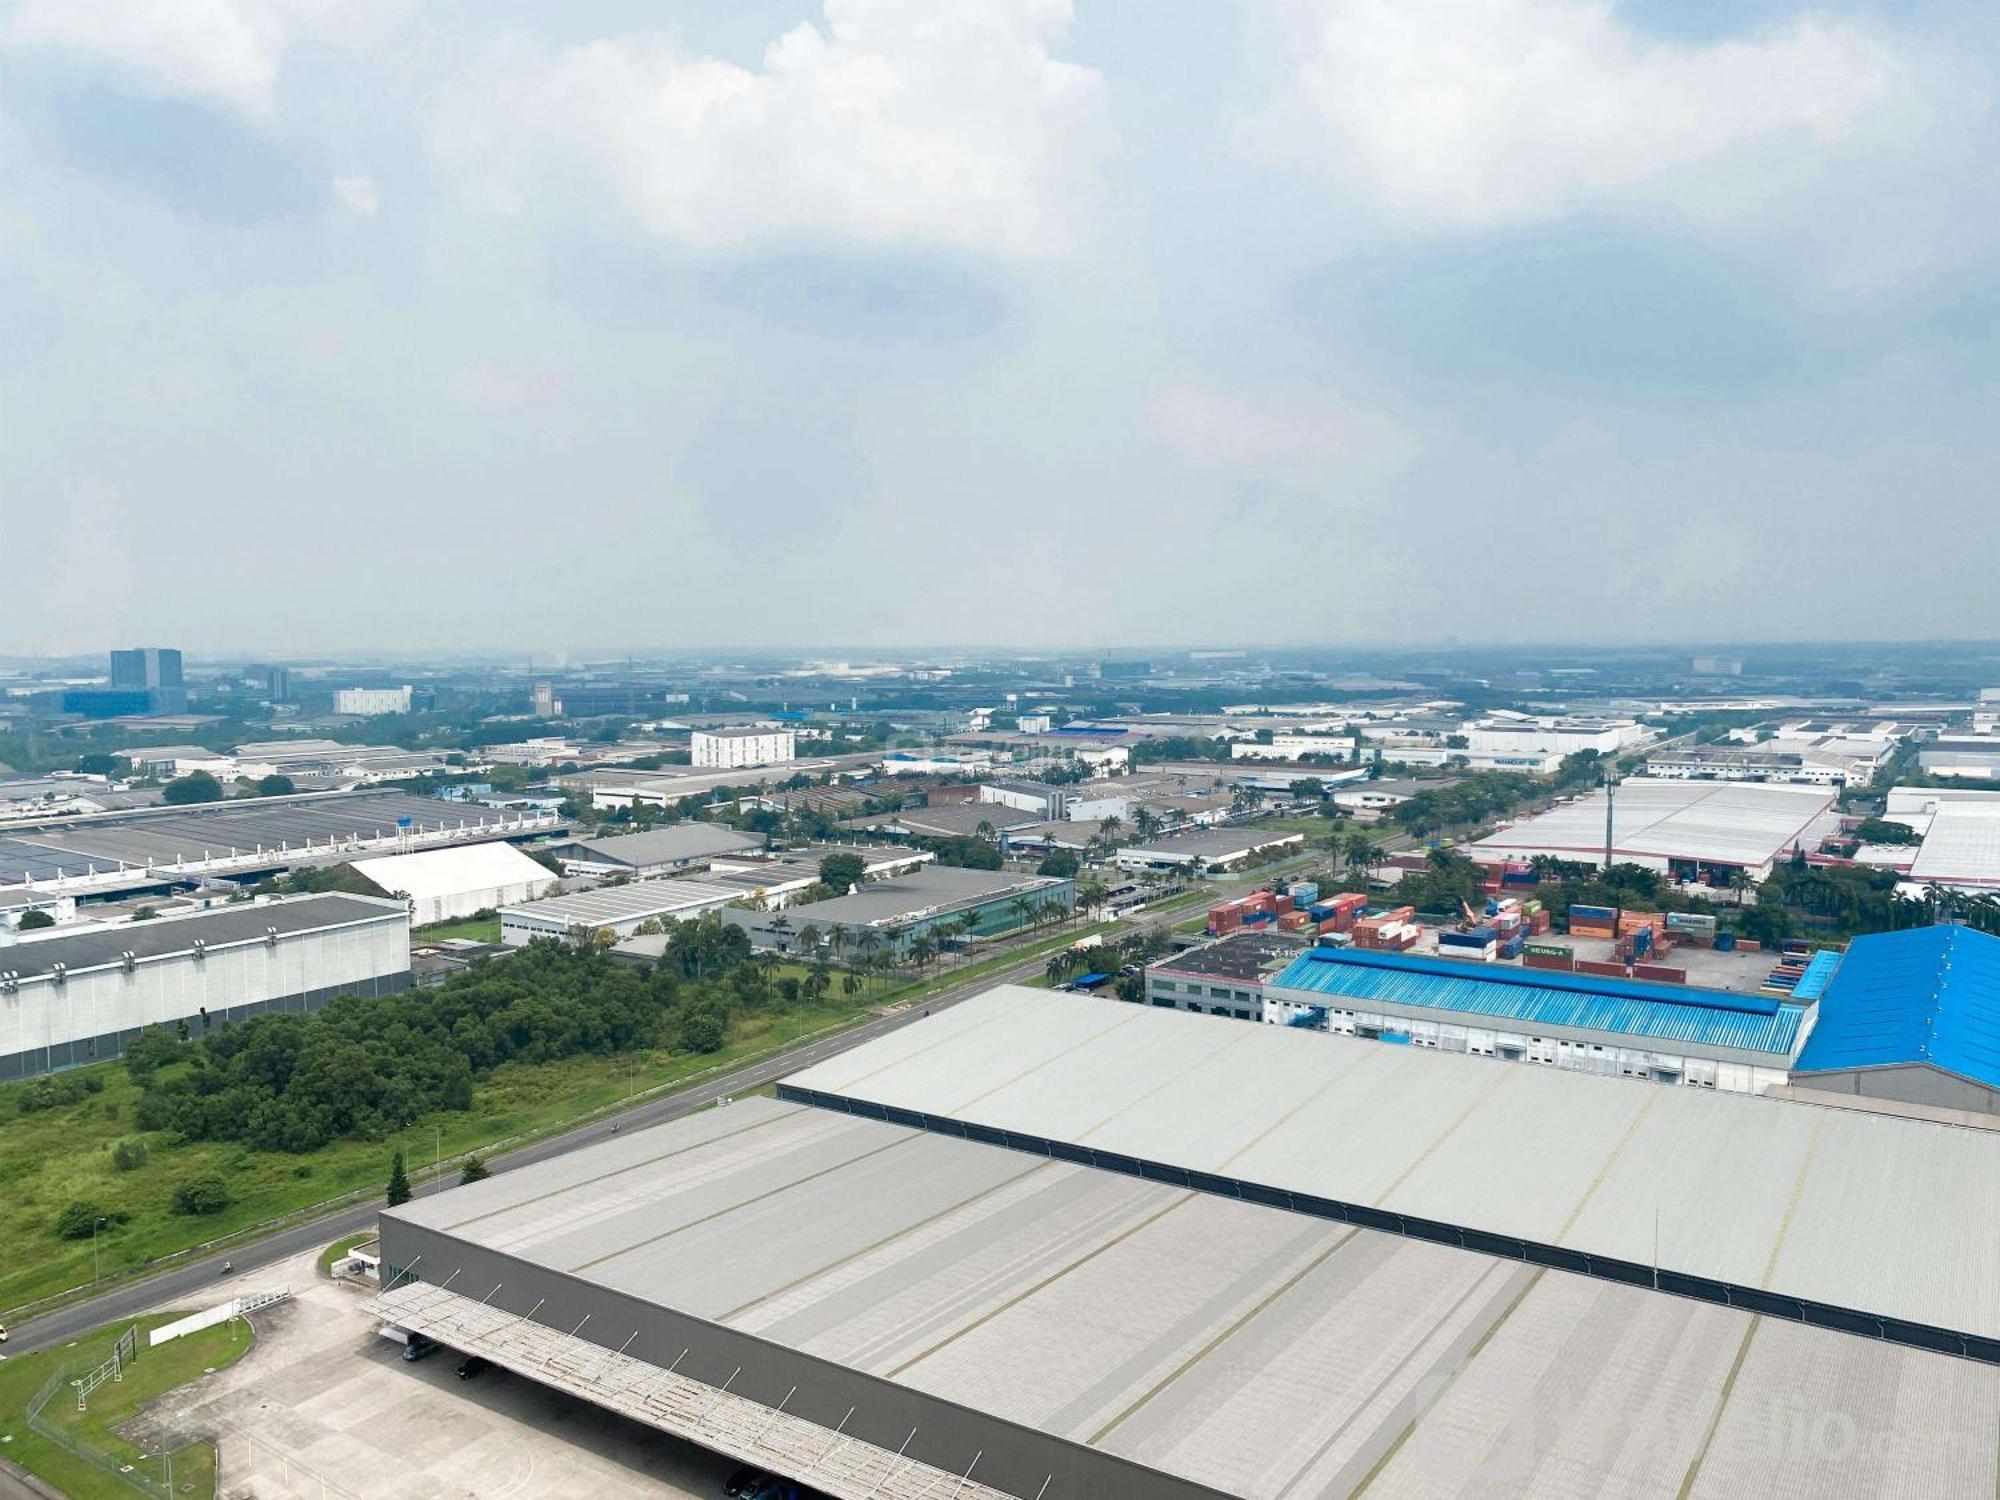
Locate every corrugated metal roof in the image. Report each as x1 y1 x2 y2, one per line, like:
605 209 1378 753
1266 948 1807 1057
1789 948 1844 1002
784 987 2000 1346
1793 925 2000 1088
1472 778 1837 867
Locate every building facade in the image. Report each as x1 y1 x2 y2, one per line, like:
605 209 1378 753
0 894 411 1080
334 686 414 716
691 727 797 769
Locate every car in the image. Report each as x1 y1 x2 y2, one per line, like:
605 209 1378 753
455 1355 489 1380
723 1472 809 1500
400 1333 438 1362
723 1471 768 1499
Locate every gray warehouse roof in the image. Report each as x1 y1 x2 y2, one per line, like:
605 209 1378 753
384 1096 2000 1500
785 987 2000 1353
499 877 740 928
552 825 764 867
0 894 404 982
770 866 1063 927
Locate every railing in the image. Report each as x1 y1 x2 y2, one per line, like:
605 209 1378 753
25 1360 178 1500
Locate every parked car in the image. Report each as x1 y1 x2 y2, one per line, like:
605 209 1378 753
455 1355 489 1380
400 1333 438 1362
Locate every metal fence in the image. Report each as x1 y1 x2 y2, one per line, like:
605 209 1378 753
24 1359 179 1500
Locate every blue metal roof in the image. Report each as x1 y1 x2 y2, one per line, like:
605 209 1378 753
1792 925 2000 1088
1788 948 1843 1002
1266 948 1808 1057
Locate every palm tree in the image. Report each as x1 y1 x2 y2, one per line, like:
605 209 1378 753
797 923 821 958
1008 896 1036 934
909 931 938 974
1132 806 1160 842
768 913 792 955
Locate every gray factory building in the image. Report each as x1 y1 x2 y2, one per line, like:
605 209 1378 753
369 989 2000 1500
0 894 411 1080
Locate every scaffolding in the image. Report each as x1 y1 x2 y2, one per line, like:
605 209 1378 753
362 1284 1023 1500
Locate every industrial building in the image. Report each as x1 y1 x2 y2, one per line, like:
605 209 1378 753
1471 777 1840 883
1141 930 1308 1019
370 989 2000 1500
1112 827 1303 873
0 790 559 907
497 878 740 945
1260 948 1813 1093
691 726 796 769
349 841 557 927
1645 745 1858 786
545 824 764 878
0 893 410 1080
723 866 1072 954
1791 924 2000 1114
1919 736 2000 780
333 685 413 716
1853 786 2000 893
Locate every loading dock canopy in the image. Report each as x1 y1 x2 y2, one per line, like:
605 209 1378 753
783 987 2000 1353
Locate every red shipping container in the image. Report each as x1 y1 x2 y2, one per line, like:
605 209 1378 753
1576 959 1631 978
1524 951 1575 972
1278 911 1312 930
1633 963 1688 984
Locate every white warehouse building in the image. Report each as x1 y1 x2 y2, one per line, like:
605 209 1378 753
349 841 558 927
0 894 411 1081
691 726 796 769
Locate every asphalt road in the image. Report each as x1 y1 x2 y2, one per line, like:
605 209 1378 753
0 929 1099 1359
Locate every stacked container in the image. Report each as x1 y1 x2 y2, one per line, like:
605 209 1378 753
1437 926 1498 962
1288 881 1320 910
1524 940 1574 972
1569 903 1617 939
1278 910 1313 931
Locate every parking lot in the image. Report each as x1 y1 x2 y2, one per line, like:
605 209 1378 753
141 1249 738 1499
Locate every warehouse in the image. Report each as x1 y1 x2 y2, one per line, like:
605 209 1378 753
1112 826 1303 873
544 824 764 878
783 987 2000 1361
1790 924 2000 1114
349 841 557 927
1260 948 1812 1093
723 867 1072 954
1141 930 1309 1020
1471 777 1839 882
0 893 410 1080
497 878 739 946
370 1002 2000 1500
0 790 558 905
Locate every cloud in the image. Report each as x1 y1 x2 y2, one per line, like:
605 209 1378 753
5 0 403 117
331 173 378 217
1258 0 1899 227
432 0 1111 258
1147 382 1414 477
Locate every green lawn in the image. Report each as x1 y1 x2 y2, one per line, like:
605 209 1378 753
411 914 500 944
0 987 902 1316
315 1230 374 1279
0 1310 254 1499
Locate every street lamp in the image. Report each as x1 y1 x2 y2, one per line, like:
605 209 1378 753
92 1214 109 1284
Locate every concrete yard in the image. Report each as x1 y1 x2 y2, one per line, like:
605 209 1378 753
141 1250 736 1500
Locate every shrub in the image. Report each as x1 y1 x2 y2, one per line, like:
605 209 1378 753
171 1175 232 1216
111 1139 148 1172
54 1201 124 1240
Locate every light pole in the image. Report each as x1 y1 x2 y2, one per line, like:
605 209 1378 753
433 1124 442 1196
92 1214 108 1284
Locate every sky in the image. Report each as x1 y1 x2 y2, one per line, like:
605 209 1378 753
1 0 1996 656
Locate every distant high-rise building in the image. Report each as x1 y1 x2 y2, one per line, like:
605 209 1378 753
263 665 291 703
100 647 186 714
334 685 413 716
532 681 557 717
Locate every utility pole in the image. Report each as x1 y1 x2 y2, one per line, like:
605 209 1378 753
1603 775 1617 872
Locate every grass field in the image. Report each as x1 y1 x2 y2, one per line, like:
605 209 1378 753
0 1310 254 1499
0 920 1113 1317
411 914 500 944
0 988 899 1316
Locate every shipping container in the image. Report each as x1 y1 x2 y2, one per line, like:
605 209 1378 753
1524 941 1572 959
1524 950 1575 973
1570 903 1617 922
1633 963 1688 984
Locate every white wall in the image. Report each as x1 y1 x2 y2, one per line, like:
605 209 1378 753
0 917 410 1066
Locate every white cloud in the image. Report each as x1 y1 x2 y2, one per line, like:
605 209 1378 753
1148 382 1414 476
331 174 378 217
5 0 404 116
432 0 1110 258
1259 0 1899 227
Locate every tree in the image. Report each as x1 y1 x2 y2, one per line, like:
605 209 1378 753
676 1009 726 1053
55 1201 121 1240
1037 848 1080 878
16 908 54 930
112 1139 148 1172
172 1175 232 1216
819 852 869 895
385 1151 412 1208
123 1024 181 1083
162 771 224 805
256 774 296 797
459 1156 490 1186
76 752 123 776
